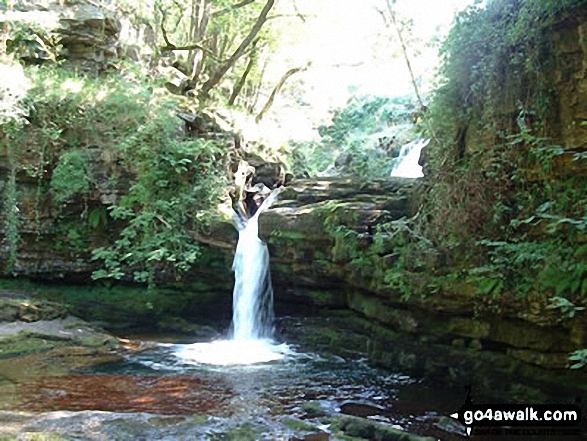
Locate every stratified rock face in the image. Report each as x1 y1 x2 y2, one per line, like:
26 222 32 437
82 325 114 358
258 177 416 291
2 0 123 70
57 2 120 68
458 5 587 178
552 8 587 151
253 176 586 395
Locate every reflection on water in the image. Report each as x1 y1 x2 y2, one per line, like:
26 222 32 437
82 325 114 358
0 340 477 440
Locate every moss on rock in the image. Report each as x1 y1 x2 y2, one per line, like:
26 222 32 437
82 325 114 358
330 415 435 441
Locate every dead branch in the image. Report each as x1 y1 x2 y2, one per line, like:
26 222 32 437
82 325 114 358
378 1 442 148
255 63 308 123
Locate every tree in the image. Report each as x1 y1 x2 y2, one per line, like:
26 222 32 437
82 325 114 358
157 0 277 101
199 0 275 100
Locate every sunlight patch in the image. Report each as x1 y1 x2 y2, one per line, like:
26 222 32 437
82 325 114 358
61 78 84 94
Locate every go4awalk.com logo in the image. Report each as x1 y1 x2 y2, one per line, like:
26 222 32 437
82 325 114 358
450 395 583 437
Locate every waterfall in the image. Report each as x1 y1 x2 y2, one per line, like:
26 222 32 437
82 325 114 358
390 138 430 178
230 191 278 341
174 189 289 366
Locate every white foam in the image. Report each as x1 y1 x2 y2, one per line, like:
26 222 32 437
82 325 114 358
173 188 290 367
174 339 291 366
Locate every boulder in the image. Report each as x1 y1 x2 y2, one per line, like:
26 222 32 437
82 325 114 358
1 0 123 70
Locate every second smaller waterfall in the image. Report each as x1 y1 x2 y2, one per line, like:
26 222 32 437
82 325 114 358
390 138 430 178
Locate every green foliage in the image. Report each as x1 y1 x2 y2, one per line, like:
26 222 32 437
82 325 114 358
2 164 21 273
414 0 587 317
322 200 435 301
569 349 587 370
5 18 61 63
1 63 227 285
88 207 108 229
290 94 419 177
23 64 156 151
91 113 226 285
0 114 25 274
548 297 585 319
50 150 90 203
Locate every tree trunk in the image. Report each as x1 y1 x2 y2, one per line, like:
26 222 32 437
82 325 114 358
189 0 211 83
1 0 12 56
380 0 441 149
255 65 306 123
199 0 275 100
228 42 258 106
248 57 269 113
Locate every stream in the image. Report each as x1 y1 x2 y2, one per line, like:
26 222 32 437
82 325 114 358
1 324 468 441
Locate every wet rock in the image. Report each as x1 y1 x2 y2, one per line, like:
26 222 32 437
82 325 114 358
0 346 122 384
432 416 468 437
0 293 67 323
506 348 570 369
0 331 72 358
284 417 329 441
0 411 287 441
340 401 386 418
290 433 330 441
347 292 418 333
155 316 221 339
331 415 435 441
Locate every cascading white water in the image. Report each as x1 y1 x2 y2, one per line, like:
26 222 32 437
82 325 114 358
231 195 276 341
390 138 430 178
174 189 290 366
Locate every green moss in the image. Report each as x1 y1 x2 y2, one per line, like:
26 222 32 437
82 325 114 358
301 401 328 418
272 230 308 240
0 278 228 329
0 331 70 358
188 414 210 425
303 289 344 306
330 415 436 441
217 423 260 441
282 417 318 432
25 434 65 441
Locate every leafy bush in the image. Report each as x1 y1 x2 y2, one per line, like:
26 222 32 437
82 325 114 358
353 0 587 324
92 114 227 284
50 150 90 203
1 63 228 284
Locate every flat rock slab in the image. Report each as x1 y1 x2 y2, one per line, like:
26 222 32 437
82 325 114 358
0 316 101 339
0 411 303 441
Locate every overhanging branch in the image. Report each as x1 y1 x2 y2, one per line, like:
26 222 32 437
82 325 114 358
200 0 276 100
212 0 256 17
255 63 309 122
